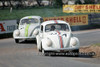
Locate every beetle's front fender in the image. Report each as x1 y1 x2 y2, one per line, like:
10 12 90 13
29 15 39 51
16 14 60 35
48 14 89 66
36 35 41 49
13 29 20 38
41 38 49 50
69 37 80 48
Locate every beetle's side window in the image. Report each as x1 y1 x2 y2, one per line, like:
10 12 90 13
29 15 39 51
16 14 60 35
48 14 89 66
41 25 43 33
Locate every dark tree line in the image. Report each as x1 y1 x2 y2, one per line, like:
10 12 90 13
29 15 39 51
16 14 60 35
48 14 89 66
0 0 63 9
0 0 98 9
0 0 26 9
75 0 96 4
35 0 42 6
54 0 63 7
35 0 63 7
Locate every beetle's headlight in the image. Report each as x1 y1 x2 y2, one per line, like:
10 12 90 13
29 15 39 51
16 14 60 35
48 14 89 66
15 30 20 36
46 38 52 47
70 38 77 46
33 29 39 36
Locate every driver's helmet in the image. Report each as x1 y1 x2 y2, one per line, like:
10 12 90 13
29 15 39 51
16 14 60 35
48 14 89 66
50 25 55 31
62 26 66 30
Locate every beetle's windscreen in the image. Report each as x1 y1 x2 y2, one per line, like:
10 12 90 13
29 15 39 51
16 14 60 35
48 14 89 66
20 18 38 25
45 24 69 32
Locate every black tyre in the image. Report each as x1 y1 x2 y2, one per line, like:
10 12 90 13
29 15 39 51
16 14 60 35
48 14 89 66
15 39 19 43
73 49 79 57
41 47 49 56
39 44 42 52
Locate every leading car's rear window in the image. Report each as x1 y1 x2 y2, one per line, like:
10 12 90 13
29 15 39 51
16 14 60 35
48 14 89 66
20 18 38 25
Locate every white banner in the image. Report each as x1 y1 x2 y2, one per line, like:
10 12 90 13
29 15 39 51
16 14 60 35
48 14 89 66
0 20 17 34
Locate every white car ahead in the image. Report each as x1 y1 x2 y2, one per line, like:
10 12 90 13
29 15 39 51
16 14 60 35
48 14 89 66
13 16 43 43
34 20 80 56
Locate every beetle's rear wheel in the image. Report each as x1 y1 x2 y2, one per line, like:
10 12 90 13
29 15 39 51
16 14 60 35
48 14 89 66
15 39 19 43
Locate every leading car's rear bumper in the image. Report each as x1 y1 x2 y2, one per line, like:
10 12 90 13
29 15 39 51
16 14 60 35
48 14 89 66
14 36 35 40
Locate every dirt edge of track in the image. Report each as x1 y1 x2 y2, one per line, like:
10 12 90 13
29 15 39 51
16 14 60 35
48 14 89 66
80 45 100 58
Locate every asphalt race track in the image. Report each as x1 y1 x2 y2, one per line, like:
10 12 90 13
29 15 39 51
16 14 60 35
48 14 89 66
0 29 100 67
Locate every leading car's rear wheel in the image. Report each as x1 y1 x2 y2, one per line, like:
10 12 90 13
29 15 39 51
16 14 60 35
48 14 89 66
15 39 19 43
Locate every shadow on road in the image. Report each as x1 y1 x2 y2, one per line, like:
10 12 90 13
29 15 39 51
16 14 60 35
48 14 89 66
19 40 37 44
48 52 96 58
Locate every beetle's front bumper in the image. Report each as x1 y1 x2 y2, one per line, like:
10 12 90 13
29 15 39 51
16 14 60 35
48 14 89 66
44 47 79 52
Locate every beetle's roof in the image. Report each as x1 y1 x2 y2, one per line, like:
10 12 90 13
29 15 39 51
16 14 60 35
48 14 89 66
21 16 42 20
41 20 69 26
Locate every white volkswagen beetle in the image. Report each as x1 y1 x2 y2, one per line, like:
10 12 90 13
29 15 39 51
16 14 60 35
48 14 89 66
13 16 43 43
34 20 80 56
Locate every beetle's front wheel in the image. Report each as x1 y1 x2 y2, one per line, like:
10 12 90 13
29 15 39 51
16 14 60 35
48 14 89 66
42 49 45 55
73 49 79 57
15 39 19 43
42 48 49 56
39 45 42 52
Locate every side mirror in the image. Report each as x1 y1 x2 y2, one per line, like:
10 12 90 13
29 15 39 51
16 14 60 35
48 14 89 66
33 29 39 35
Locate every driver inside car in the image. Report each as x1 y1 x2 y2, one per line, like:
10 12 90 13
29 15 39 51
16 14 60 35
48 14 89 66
50 25 55 31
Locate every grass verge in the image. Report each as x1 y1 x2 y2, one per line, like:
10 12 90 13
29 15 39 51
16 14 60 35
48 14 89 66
0 7 87 20
92 43 100 46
